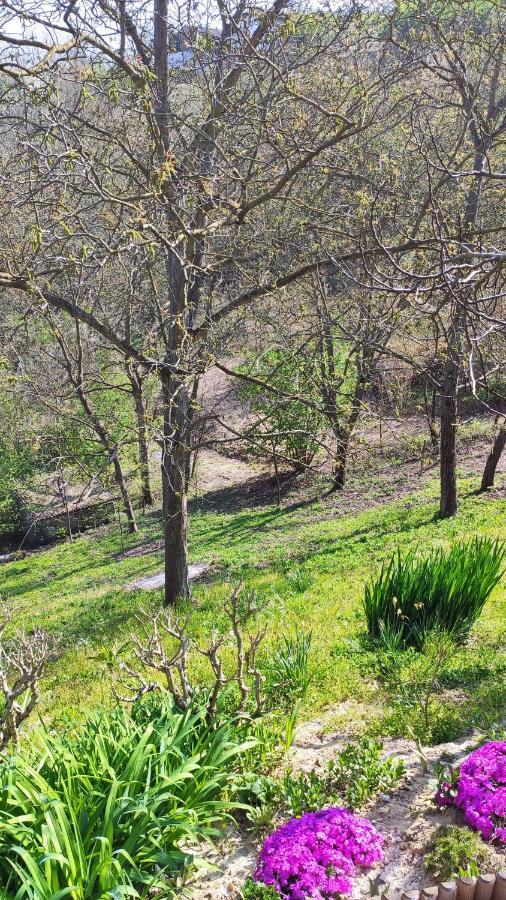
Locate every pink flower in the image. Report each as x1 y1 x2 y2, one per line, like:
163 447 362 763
435 741 506 844
254 808 383 898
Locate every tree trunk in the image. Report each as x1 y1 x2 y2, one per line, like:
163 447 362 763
330 428 349 492
480 422 506 492
128 366 153 508
439 357 459 518
110 445 138 533
423 385 439 451
161 368 190 604
73 382 138 533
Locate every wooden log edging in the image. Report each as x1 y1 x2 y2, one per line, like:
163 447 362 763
384 872 506 900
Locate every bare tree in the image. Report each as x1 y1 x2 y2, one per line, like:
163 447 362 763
0 0 412 601
116 585 266 718
0 603 58 749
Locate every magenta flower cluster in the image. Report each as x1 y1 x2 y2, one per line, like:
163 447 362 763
254 807 383 898
436 741 506 844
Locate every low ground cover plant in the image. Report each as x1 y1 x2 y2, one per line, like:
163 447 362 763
238 737 404 832
436 741 506 844
253 808 383 898
425 825 490 879
364 537 505 649
0 696 253 897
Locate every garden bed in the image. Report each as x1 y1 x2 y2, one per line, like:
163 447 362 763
189 719 506 899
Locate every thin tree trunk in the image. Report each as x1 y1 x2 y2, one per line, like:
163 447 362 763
55 323 138 533
480 422 506 492
161 368 190 604
331 429 350 491
439 356 459 518
127 366 153 508
73 385 138 533
423 384 439 451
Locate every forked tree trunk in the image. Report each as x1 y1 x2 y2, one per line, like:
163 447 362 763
439 357 459 518
480 422 506 492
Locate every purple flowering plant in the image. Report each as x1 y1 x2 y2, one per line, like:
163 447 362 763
254 807 383 899
435 741 506 844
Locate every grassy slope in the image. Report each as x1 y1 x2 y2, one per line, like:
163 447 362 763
1 475 505 737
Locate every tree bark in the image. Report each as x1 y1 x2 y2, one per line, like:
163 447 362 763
439 356 459 518
110 444 138 533
480 422 506 492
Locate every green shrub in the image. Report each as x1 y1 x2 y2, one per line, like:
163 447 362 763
364 537 505 649
0 698 250 897
241 876 279 899
264 629 312 708
425 825 490 879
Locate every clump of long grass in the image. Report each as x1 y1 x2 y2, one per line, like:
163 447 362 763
364 537 505 650
284 566 315 594
0 697 250 897
264 629 312 708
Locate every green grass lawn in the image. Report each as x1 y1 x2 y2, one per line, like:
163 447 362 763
1 475 505 741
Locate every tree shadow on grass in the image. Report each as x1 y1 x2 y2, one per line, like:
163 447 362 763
188 471 302 514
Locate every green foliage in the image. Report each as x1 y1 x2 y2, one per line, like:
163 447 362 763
239 738 404 831
376 630 458 741
280 738 404 816
0 697 249 897
241 877 279 899
263 629 312 709
0 437 38 538
364 538 505 649
425 826 490 879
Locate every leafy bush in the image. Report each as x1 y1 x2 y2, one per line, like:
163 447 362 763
425 826 489 879
436 741 506 843
264 629 312 709
236 349 326 473
0 697 250 897
364 538 505 649
376 629 459 742
284 566 315 594
254 808 383 898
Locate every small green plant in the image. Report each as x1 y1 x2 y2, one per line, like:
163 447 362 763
425 826 490 879
241 876 279 899
264 629 312 708
364 537 505 649
284 566 315 594
247 738 404 825
327 737 405 809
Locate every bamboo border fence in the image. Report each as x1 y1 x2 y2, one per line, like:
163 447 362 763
384 873 506 900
